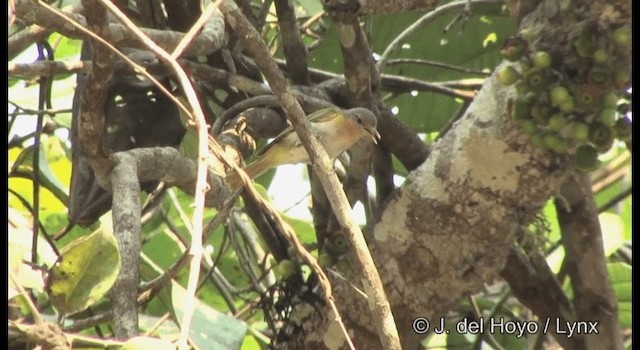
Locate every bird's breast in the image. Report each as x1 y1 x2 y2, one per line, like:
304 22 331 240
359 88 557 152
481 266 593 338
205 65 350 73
313 121 362 159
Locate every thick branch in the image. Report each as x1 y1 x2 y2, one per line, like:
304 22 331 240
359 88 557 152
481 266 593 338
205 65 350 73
360 67 572 349
13 0 224 57
323 0 438 15
501 247 581 349
9 25 51 60
274 0 310 85
331 11 375 106
78 0 113 196
109 151 142 338
555 174 623 350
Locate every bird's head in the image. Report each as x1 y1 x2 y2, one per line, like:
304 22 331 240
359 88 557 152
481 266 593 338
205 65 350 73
347 108 381 144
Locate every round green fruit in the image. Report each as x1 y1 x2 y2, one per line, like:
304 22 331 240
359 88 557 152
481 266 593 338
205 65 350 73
576 88 599 110
497 66 520 86
598 108 617 127
558 99 575 113
331 235 349 254
543 133 569 153
602 92 619 109
589 122 615 153
522 70 548 92
574 145 601 171
568 121 590 142
277 260 297 279
592 49 608 64
612 26 631 46
531 51 552 69
318 253 336 268
550 86 570 106
548 114 568 131
519 29 536 42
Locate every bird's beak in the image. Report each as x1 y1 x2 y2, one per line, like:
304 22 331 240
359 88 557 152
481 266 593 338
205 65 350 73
365 127 381 144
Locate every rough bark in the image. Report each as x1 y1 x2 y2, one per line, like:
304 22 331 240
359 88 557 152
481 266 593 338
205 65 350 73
288 0 629 348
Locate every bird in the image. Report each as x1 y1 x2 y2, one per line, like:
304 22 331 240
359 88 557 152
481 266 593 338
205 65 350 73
224 106 380 191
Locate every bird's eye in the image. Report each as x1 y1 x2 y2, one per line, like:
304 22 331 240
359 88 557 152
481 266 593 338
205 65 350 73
356 116 363 124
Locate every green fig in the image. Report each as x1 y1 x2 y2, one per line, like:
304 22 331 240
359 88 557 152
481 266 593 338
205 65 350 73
497 66 520 86
548 113 568 131
568 121 590 142
574 145 601 171
531 51 552 69
550 86 570 106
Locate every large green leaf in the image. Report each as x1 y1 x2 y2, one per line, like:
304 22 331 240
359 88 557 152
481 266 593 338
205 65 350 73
310 2 516 133
46 228 121 315
121 336 175 350
172 283 247 350
608 262 631 328
599 212 625 257
10 142 69 206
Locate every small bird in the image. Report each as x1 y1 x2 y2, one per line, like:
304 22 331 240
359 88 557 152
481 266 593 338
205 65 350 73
224 106 380 191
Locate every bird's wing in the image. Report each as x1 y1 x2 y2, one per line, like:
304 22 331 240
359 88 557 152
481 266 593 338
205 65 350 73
307 106 342 123
255 124 294 157
255 106 342 156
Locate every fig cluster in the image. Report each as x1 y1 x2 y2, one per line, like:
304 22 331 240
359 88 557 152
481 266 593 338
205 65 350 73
497 24 631 171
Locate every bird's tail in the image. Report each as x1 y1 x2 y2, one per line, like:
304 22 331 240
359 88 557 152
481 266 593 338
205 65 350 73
223 158 269 192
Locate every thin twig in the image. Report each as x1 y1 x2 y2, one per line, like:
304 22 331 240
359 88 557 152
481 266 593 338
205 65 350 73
31 41 54 264
9 270 44 325
170 2 221 59
377 0 505 71
6 102 72 117
598 187 631 213
384 58 490 75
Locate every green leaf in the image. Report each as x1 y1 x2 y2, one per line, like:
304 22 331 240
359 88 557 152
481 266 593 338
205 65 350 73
599 212 625 257
121 336 175 350
53 112 73 129
310 4 516 133
295 0 323 16
172 283 247 350
178 126 199 161
10 143 69 206
608 262 631 328
47 228 121 315
50 33 82 61
282 214 316 247
139 314 180 335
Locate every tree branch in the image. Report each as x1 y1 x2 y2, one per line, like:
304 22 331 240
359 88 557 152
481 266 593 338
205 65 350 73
323 0 439 16
9 25 51 60
555 174 623 349
274 0 310 85
78 0 112 186
501 247 581 349
13 0 225 57
220 1 402 349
